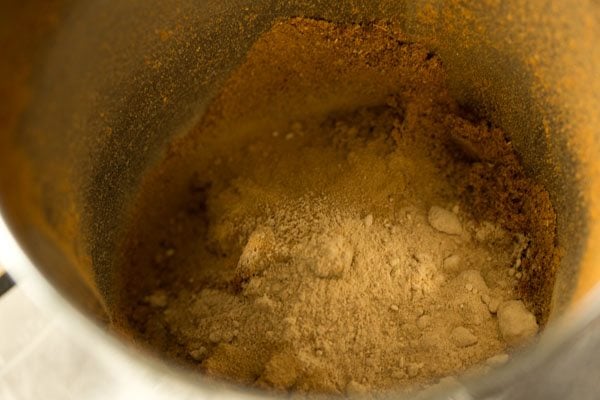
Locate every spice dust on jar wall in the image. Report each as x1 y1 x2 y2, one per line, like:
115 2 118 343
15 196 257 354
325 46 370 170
113 18 560 395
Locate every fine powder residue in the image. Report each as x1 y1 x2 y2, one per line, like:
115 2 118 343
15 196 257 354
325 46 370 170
115 18 560 394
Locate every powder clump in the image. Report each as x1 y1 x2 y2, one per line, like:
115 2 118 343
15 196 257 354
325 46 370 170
497 300 540 345
428 206 463 235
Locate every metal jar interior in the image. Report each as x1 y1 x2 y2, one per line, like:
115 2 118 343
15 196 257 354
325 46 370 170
1 0 600 398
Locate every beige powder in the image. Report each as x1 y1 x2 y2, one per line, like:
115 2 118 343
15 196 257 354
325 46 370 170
115 18 557 395
149 113 535 393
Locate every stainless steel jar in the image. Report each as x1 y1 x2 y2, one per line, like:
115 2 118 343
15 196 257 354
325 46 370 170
1 1 599 398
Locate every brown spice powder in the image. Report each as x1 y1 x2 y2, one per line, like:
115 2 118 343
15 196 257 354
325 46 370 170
114 18 559 394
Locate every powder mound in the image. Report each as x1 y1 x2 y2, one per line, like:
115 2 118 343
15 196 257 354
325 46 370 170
191 199 522 390
116 17 559 395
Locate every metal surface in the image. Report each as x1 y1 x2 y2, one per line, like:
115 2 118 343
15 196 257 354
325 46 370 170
0 0 599 398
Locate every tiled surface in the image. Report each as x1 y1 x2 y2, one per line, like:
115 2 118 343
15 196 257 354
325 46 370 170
1 321 116 400
0 287 116 400
0 288 51 369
